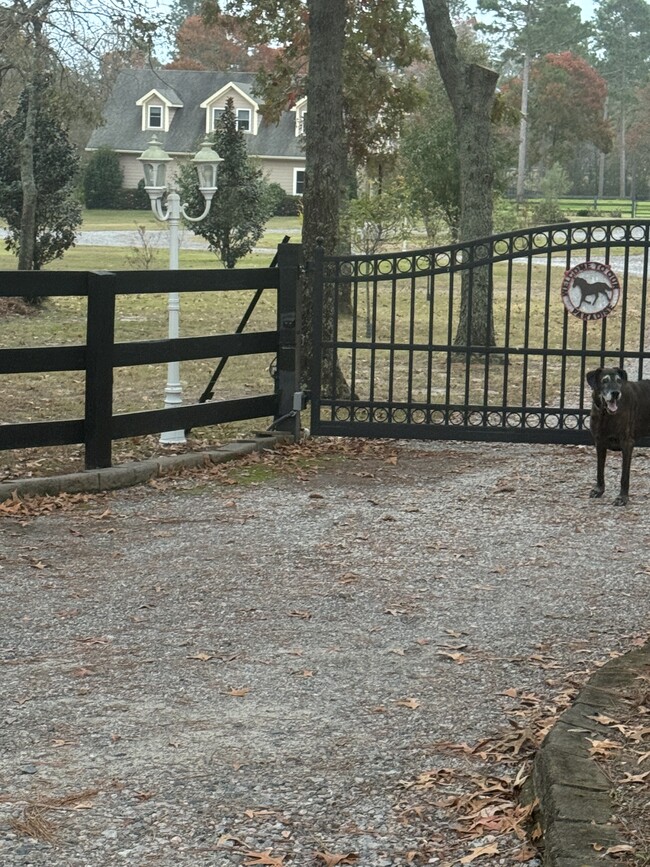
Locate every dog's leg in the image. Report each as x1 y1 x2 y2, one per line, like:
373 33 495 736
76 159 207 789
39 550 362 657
590 444 607 498
614 442 633 506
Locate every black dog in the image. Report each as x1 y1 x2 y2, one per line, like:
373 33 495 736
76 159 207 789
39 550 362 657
574 276 612 307
586 367 650 505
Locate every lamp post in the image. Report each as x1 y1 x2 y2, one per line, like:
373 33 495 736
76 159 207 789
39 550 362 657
137 136 222 444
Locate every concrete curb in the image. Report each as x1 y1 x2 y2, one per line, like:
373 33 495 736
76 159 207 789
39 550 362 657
530 643 650 866
0 432 291 502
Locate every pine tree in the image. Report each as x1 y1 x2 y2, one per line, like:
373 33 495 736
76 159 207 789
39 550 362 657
178 97 272 268
0 85 82 281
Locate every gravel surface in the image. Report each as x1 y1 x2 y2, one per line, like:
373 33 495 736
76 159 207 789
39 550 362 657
1 438 648 866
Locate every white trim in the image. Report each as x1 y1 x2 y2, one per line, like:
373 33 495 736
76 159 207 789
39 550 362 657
135 89 181 132
290 97 308 137
200 82 260 134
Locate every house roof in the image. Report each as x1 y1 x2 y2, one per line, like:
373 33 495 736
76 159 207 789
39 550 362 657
86 68 305 160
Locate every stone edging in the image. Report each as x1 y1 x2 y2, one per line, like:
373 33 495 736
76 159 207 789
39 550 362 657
531 643 650 866
0 433 291 503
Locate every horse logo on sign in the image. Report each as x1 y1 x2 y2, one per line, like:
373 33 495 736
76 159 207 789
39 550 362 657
561 261 621 321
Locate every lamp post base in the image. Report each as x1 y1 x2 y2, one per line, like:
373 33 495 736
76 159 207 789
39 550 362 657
160 378 186 445
160 429 187 445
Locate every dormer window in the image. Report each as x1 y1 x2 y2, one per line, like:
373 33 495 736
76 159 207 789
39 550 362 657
148 105 163 129
291 97 308 137
237 109 251 131
212 106 251 132
136 88 182 133
201 83 259 135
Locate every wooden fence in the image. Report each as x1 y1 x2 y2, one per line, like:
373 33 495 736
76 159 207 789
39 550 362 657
0 244 301 469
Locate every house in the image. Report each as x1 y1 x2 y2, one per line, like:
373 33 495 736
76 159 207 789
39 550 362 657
86 69 307 196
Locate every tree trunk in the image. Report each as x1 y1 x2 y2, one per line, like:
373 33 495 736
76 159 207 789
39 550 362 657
301 0 349 396
422 0 499 350
598 97 608 198
619 107 627 199
516 52 530 202
18 78 38 272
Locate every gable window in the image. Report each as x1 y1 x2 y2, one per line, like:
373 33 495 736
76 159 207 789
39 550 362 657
148 104 163 129
212 106 252 132
294 169 305 196
298 111 306 136
237 109 251 131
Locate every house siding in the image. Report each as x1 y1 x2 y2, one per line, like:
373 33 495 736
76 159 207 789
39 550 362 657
121 153 303 196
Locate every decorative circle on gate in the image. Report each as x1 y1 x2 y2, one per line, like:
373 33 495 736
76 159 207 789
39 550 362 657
561 261 621 321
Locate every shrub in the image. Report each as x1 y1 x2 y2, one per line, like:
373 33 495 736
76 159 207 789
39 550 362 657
118 180 151 210
274 195 302 217
84 147 124 209
262 182 287 216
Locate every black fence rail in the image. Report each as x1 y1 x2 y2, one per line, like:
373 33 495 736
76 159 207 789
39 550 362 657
311 220 650 444
0 243 301 468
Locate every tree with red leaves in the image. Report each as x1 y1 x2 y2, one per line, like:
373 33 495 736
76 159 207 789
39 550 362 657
166 13 279 72
526 52 613 171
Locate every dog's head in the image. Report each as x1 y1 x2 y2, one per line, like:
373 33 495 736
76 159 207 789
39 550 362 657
586 367 627 415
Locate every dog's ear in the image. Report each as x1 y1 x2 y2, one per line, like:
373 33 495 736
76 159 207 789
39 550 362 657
616 368 628 381
586 368 602 389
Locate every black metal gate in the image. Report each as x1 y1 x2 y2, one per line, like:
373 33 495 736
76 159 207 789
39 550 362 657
311 220 650 444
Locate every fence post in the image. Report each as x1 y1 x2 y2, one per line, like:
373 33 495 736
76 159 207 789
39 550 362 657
85 271 116 469
275 243 302 438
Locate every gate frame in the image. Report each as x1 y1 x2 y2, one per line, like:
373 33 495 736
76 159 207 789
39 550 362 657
310 220 650 445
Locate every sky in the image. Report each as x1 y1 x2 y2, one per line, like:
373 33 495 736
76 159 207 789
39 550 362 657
412 1 596 21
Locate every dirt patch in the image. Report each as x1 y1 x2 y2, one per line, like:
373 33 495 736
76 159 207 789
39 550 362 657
0 297 40 317
0 438 648 866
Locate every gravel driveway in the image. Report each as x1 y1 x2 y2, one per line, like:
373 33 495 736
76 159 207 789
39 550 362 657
1 438 648 866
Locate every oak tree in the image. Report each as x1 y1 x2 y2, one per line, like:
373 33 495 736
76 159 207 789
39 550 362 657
422 0 499 348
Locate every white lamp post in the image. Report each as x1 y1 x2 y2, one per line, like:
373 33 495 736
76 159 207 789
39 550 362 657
137 135 222 444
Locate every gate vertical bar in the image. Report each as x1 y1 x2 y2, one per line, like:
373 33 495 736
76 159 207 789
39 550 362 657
275 242 302 437
639 225 650 380
85 271 116 469
310 244 325 433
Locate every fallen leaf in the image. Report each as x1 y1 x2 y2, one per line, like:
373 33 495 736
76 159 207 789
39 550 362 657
187 653 214 662
288 610 312 620
243 849 285 866
225 687 250 697
339 572 361 583
587 737 623 757
460 842 499 863
394 697 421 710
438 651 467 664
620 770 650 784
315 852 358 866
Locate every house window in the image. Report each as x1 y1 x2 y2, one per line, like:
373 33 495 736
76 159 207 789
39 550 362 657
294 169 305 196
148 104 163 129
237 109 251 131
298 111 306 135
213 107 252 132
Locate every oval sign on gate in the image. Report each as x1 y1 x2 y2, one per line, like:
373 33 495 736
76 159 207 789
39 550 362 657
561 261 621 321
